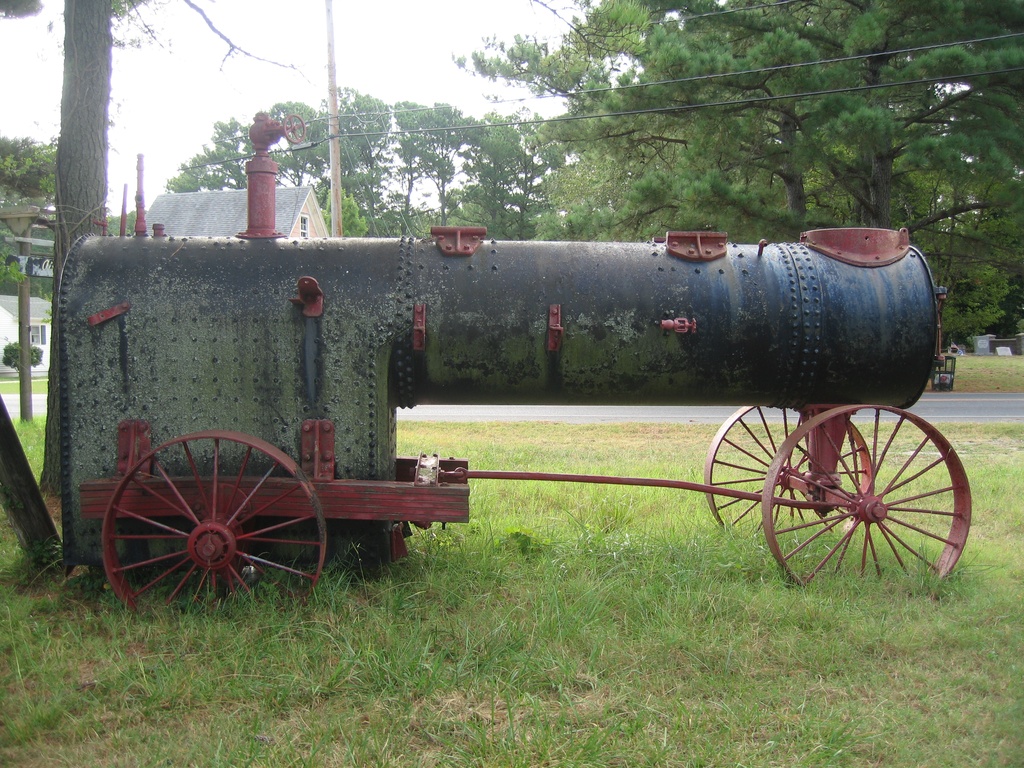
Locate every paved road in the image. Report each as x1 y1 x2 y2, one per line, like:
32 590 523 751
1 394 48 421
396 393 1024 423
5 392 1020 423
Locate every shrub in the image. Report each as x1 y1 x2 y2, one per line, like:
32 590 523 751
2 342 43 371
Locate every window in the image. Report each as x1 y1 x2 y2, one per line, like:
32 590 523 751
299 215 310 238
30 325 47 346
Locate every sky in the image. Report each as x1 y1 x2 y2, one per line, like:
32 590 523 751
0 0 570 210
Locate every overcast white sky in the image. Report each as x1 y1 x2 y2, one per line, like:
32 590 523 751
0 0 570 209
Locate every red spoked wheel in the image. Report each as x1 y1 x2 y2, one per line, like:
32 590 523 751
102 431 326 609
705 407 798 526
705 406 870 528
283 114 307 145
762 406 971 585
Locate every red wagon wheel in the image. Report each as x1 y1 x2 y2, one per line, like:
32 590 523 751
705 406 798 526
705 407 870 528
761 406 971 585
102 431 326 609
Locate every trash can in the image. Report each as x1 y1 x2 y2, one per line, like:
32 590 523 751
931 356 956 391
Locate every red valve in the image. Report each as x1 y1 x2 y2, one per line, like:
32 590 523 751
660 317 697 334
248 112 306 152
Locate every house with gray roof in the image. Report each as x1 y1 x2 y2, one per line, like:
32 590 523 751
146 186 328 238
0 295 51 375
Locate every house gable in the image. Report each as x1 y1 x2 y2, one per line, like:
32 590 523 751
147 187 327 238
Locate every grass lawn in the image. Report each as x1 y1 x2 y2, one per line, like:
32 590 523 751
0 378 47 396
943 353 1024 393
1 418 1021 767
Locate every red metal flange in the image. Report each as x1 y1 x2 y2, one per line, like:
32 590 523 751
430 226 487 256
799 227 911 267
665 231 728 261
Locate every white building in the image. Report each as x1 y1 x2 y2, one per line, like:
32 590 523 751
0 295 51 376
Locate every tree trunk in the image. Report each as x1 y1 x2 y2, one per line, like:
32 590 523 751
777 111 807 219
861 53 893 229
868 151 893 229
41 0 113 495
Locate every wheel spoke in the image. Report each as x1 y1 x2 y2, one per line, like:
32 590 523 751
793 519 859 583
714 457 772 475
152 459 204 525
225 446 255 516
862 525 881 576
111 547 190 575
127 472 199 524
875 521 940 569
225 564 252 595
182 442 212 523
165 563 201 603
876 524 909 571
830 520 858 574
880 454 946 499
211 438 222 521
772 508 850 537
883 514 960 547
886 503 956 517
111 505 192 538
241 552 319 581
238 513 322 541
125 553 193 600
716 497 761 526
223 462 285 526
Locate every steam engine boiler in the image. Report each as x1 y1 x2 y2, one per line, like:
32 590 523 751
56 116 967 606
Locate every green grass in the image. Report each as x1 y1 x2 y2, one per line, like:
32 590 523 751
2 419 1022 766
943 354 1024 393
0 377 47 396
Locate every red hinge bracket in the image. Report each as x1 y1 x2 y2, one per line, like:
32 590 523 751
117 419 151 476
547 304 564 352
430 226 487 256
88 301 131 326
301 419 336 481
665 231 728 261
413 303 427 351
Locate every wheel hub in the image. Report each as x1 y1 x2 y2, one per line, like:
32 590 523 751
858 496 888 523
188 522 238 568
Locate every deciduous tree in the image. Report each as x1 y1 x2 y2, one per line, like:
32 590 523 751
457 113 557 240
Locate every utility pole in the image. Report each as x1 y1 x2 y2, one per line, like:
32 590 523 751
325 0 344 236
0 207 39 422
0 206 59 553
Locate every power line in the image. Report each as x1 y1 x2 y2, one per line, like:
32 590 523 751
177 63 1023 173
546 32 1024 103
320 66 1024 142
203 30 1023 149
318 31 1024 124
679 0 801 21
